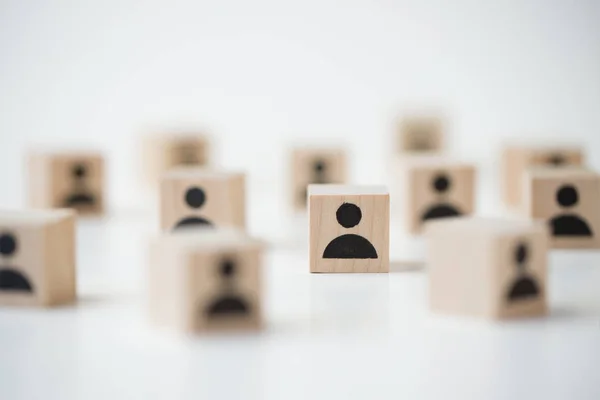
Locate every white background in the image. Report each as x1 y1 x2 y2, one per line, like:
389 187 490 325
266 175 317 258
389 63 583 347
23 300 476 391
0 1 600 399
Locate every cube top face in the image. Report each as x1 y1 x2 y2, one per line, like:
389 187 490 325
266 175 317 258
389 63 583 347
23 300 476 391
165 135 209 168
407 162 476 232
309 185 390 273
528 148 583 168
398 116 443 153
160 169 245 232
48 154 104 215
291 148 347 210
526 168 600 248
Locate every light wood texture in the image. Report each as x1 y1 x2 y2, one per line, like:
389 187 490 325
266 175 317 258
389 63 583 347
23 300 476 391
395 156 476 234
160 168 246 232
397 115 444 154
309 185 389 273
426 217 548 319
148 230 263 333
523 167 600 249
28 151 105 216
141 132 210 186
291 147 347 211
0 209 76 307
501 144 584 208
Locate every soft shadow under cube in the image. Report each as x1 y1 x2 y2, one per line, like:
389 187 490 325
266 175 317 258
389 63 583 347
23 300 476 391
427 217 548 319
160 168 245 232
291 147 347 211
0 209 76 307
142 132 211 186
149 230 263 333
397 115 444 154
396 156 476 234
524 167 600 249
309 185 389 273
501 143 584 209
28 151 105 216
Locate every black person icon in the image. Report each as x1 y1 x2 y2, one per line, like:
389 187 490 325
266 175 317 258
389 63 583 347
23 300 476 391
421 173 462 222
550 185 593 237
62 163 96 208
204 258 250 319
0 232 33 292
547 154 566 166
301 159 328 205
506 243 540 302
173 187 214 230
322 203 378 259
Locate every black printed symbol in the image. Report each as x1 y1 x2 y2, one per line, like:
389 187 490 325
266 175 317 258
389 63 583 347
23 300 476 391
322 203 378 259
547 154 566 166
63 163 97 209
507 242 540 302
421 173 462 222
301 159 329 205
173 187 213 230
205 258 250 319
550 185 593 237
0 233 33 293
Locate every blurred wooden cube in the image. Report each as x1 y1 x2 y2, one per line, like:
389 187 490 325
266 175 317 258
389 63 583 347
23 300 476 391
397 115 444 154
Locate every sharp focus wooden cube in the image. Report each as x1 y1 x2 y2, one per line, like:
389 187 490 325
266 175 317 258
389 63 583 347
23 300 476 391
309 185 389 273
397 115 444 154
0 209 76 307
501 144 584 208
395 156 476 234
427 217 548 319
160 168 245 232
291 147 347 211
141 132 211 186
28 151 105 216
523 167 600 249
148 230 263 333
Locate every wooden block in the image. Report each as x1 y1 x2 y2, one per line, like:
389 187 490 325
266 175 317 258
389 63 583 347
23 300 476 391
148 230 263 333
28 151 105 216
291 147 347 210
397 115 444 153
142 133 210 186
396 156 476 234
309 185 389 273
427 217 548 319
523 167 600 249
501 144 584 208
0 209 76 307
160 168 245 232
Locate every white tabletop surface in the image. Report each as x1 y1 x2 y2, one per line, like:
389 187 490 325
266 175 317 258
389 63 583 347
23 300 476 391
1 183 600 400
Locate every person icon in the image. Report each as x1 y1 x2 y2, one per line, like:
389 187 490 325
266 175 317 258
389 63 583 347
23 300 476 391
173 187 213 230
300 159 329 205
0 232 33 292
506 243 540 302
204 259 250 318
547 154 565 166
322 203 378 259
421 173 463 222
550 185 593 237
62 163 97 208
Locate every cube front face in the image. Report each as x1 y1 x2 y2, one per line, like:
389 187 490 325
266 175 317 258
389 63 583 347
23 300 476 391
310 193 389 273
160 175 245 232
185 248 261 332
408 166 475 233
165 137 209 169
398 118 443 153
49 155 104 215
292 150 346 210
527 174 600 249
492 233 548 319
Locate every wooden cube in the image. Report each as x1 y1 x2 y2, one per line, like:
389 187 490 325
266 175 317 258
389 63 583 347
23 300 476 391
160 168 245 232
0 209 76 307
396 156 476 234
142 132 210 186
501 144 584 208
427 217 548 319
309 185 389 273
148 230 263 333
28 151 105 216
523 167 600 249
397 115 444 153
291 147 347 210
